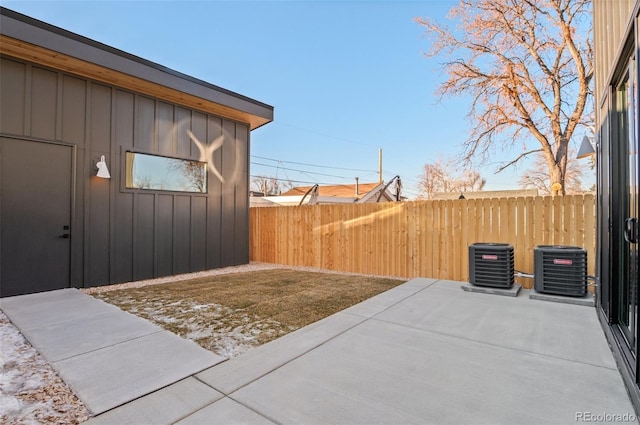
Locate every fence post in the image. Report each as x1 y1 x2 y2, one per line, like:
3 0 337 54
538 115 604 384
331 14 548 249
249 195 597 286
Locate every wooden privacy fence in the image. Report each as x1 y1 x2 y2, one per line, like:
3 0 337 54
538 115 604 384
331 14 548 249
249 195 596 288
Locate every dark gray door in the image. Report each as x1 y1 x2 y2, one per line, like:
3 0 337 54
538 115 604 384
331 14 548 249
1 138 72 297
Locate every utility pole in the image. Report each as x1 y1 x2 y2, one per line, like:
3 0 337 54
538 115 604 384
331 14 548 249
378 148 383 183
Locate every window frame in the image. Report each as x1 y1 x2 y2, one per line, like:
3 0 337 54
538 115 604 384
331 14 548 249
120 148 208 195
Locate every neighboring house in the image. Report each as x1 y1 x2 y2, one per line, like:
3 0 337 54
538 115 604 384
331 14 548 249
250 181 401 207
430 189 539 200
0 8 273 296
593 0 640 411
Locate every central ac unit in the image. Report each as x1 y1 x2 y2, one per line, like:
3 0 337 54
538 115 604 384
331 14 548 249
534 245 587 297
468 243 514 288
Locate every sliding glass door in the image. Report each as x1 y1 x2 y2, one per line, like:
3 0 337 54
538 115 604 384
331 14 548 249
615 56 639 363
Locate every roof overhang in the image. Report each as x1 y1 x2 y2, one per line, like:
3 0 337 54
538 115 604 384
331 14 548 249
0 7 273 130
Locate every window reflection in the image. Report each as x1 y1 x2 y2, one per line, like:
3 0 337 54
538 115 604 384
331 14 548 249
125 152 207 193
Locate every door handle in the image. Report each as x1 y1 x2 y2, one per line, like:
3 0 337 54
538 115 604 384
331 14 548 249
59 225 70 239
625 217 638 244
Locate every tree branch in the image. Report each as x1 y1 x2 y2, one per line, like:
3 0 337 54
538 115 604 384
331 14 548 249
496 148 543 173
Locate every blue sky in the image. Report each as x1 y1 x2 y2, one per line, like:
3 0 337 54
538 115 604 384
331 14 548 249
3 0 593 198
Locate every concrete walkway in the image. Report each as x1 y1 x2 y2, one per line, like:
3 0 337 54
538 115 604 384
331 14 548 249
0 288 224 415
1 278 636 424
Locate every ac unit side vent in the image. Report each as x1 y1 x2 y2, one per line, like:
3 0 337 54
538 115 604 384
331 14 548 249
534 245 587 297
469 243 514 288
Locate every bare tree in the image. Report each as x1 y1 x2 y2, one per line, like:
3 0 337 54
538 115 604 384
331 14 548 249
417 157 486 199
168 159 207 193
251 176 293 196
416 0 593 195
177 161 207 193
519 148 587 194
134 174 152 190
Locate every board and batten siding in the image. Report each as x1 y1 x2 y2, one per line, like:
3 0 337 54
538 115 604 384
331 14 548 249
0 56 250 287
593 0 636 107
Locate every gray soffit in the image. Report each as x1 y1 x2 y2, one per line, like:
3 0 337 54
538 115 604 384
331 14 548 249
0 7 274 130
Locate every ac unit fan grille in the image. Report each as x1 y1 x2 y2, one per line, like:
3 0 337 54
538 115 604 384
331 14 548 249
469 243 514 288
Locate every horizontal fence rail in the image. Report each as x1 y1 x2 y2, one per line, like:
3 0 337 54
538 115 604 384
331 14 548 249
249 195 596 288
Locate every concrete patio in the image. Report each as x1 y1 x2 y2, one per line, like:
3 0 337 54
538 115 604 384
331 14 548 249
1 277 636 424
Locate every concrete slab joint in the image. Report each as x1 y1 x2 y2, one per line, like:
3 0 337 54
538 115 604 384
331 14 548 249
1 279 634 424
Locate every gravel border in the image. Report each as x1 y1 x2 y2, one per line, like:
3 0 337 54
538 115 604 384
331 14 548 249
82 262 405 295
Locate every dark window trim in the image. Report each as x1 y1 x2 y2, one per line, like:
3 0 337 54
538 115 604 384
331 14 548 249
119 146 208 196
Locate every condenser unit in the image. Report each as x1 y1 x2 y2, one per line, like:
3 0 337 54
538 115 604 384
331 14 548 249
534 245 587 297
468 243 514 288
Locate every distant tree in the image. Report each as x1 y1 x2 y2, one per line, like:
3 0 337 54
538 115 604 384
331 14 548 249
134 174 152 189
174 160 207 193
251 176 293 196
168 159 207 193
417 158 486 199
416 0 593 195
519 148 587 194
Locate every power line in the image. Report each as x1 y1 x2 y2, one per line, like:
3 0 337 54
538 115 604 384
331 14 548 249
251 156 416 194
250 175 334 186
251 155 376 173
251 174 421 199
383 169 421 183
251 161 350 179
383 170 420 186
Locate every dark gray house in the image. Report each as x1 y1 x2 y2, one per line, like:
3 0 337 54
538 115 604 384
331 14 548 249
594 0 640 411
0 8 273 297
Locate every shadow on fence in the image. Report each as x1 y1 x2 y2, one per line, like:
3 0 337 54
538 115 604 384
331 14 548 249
249 194 596 289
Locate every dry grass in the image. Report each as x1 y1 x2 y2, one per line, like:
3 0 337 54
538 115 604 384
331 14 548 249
93 269 404 358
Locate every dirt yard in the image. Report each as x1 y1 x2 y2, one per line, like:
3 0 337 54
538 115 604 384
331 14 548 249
1 264 403 424
92 269 404 358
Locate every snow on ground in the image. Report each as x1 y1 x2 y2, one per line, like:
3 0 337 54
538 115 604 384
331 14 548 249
0 262 396 423
0 311 90 425
0 263 286 424
114 297 295 359
0 263 285 424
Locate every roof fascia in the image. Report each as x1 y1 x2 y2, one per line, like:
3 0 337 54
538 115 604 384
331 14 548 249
0 7 273 130
358 183 393 203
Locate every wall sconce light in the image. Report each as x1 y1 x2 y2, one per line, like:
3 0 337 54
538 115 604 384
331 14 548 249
96 155 111 179
577 135 596 159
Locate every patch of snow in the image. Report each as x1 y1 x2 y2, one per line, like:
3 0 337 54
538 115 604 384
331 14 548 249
209 329 257 359
0 393 22 419
0 311 90 424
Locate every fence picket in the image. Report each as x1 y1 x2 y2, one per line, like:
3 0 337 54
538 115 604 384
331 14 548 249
249 195 596 288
